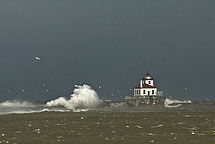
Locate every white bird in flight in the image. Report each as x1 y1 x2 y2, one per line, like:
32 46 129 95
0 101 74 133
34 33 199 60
35 57 41 61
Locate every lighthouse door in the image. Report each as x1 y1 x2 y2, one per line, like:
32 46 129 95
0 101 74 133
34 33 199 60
148 91 150 95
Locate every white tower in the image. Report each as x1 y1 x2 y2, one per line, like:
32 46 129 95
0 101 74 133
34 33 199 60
143 72 154 86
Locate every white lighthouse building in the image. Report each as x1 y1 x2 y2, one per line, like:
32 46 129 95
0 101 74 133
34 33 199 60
134 72 157 96
125 72 164 105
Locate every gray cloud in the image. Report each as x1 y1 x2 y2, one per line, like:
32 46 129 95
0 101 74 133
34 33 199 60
0 0 214 101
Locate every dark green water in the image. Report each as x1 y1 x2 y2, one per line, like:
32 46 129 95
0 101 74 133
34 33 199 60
0 105 215 144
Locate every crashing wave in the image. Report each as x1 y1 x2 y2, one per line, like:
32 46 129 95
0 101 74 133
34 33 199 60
164 98 191 108
47 84 102 110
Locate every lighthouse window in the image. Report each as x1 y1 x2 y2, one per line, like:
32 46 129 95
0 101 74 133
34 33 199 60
149 81 151 84
152 90 154 94
143 90 145 94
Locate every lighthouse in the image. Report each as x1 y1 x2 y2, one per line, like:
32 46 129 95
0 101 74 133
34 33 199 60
134 72 157 96
125 72 164 106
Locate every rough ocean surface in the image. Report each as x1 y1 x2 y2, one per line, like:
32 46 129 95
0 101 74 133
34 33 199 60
0 85 214 143
0 105 215 144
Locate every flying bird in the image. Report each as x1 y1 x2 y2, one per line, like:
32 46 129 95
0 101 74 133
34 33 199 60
35 57 41 61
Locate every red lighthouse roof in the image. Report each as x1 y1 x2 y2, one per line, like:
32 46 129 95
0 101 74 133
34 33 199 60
142 83 156 88
146 72 150 76
135 83 157 89
143 72 153 80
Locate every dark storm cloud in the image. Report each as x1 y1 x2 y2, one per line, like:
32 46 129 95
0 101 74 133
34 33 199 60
0 0 214 101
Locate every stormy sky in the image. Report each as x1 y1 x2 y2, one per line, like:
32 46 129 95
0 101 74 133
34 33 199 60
0 0 214 101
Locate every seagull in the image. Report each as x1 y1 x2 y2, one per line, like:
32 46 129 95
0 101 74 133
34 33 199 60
35 56 41 61
98 86 101 89
185 87 187 90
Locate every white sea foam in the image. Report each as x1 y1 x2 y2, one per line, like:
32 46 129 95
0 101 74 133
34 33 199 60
46 84 102 110
164 98 191 108
0 100 70 115
0 100 36 108
0 109 70 115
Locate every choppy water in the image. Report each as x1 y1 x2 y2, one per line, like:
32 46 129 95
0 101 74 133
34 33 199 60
0 104 215 144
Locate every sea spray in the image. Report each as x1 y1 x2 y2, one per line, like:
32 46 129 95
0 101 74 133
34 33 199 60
0 100 36 108
0 100 67 115
164 98 191 108
47 84 102 110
